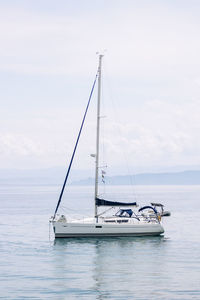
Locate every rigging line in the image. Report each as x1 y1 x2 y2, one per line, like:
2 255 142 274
100 82 107 196
61 205 92 212
103 62 138 202
53 72 98 219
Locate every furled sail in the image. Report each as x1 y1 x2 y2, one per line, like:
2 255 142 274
96 198 137 207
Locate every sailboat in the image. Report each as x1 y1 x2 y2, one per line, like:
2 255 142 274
50 55 164 238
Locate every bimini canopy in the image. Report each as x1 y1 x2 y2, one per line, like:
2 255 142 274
138 206 158 214
96 198 137 207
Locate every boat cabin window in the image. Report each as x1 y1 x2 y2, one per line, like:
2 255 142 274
117 219 128 223
105 220 116 223
115 209 133 218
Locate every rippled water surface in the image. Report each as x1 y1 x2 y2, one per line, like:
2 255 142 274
0 185 200 299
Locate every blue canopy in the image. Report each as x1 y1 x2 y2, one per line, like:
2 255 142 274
115 209 133 217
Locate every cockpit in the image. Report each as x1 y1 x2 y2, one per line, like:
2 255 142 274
115 209 133 218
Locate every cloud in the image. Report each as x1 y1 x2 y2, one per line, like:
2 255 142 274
97 96 200 170
1 2 200 78
1 1 200 171
0 133 43 156
1 95 200 170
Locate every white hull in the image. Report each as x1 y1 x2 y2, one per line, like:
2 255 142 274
53 220 164 238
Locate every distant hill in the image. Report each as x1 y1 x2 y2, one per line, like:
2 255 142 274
0 168 200 185
0 167 92 185
72 170 200 185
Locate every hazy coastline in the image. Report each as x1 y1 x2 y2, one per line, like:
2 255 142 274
1 168 200 185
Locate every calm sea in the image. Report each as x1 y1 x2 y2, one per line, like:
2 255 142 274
0 185 200 299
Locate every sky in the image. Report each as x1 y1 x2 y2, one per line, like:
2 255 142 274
1 0 200 174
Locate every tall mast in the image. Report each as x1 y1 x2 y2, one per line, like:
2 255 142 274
94 54 103 220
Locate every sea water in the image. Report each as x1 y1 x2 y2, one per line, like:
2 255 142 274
0 185 200 299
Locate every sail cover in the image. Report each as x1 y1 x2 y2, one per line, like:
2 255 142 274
96 198 137 207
